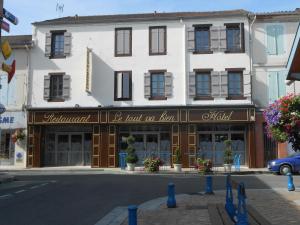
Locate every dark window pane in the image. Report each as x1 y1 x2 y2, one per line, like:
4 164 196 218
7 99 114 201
122 73 130 98
51 33 64 56
228 72 242 96
151 73 165 97
226 26 241 51
196 73 210 96
50 75 63 99
195 27 210 52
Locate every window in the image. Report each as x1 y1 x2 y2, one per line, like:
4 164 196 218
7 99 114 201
196 72 211 98
228 71 243 98
268 71 286 103
194 25 211 53
226 23 244 53
149 26 166 55
51 32 64 57
115 28 132 56
114 71 132 100
266 25 284 55
50 74 63 100
151 73 165 99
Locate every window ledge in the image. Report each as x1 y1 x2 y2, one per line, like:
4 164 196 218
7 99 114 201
226 96 247 100
48 98 65 102
193 50 213 54
224 50 245 54
194 96 214 100
50 55 66 59
115 54 132 57
149 52 167 56
148 96 167 100
114 98 132 101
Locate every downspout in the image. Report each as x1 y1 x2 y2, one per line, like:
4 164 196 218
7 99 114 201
248 13 256 105
25 44 31 108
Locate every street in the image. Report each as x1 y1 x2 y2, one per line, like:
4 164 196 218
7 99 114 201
0 173 298 225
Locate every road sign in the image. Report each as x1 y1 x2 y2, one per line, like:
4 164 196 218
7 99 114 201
3 8 18 25
1 20 9 32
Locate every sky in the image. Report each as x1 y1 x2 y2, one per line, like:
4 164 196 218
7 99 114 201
4 0 300 35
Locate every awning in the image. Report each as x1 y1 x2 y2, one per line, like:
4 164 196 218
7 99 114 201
287 22 300 80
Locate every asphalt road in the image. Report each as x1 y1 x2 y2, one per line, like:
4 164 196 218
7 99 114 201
0 174 298 225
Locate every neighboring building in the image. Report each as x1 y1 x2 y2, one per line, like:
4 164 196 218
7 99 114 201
0 35 32 168
252 10 300 166
25 9 300 168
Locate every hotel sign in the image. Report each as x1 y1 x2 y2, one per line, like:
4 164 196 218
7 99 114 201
32 111 99 124
188 108 253 122
109 110 179 123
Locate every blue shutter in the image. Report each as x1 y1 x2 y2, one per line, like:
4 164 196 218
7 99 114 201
278 70 286 97
268 72 278 103
266 26 277 55
276 25 284 55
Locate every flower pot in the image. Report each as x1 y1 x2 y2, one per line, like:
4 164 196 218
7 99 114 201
173 164 182 172
224 164 232 173
127 163 135 171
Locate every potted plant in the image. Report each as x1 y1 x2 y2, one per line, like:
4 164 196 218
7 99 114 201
195 158 212 174
144 157 163 172
173 147 182 172
125 135 138 171
223 140 233 173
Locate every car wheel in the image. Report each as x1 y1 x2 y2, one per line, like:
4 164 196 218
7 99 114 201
279 165 292 175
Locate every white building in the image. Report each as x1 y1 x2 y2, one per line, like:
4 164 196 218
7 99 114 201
24 9 300 168
0 35 32 168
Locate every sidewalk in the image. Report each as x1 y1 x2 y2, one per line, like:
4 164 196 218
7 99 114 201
111 188 300 225
0 172 15 183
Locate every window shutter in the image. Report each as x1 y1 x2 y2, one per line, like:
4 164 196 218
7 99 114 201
63 75 71 99
220 71 228 97
144 72 151 98
165 72 172 98
243 70 251 97
117 72 123 98
276 25 284 55
211 71 220 97
210 26 220 52
124 30 130 54
43 75 51 100
219 26 227 51
187 27 195 52
268 72 278 103
45 33 52 57
189 72 196 98
151 29 159 53
64 32 71 56
266 26 277 55
159 28 166 53
278 70 286 97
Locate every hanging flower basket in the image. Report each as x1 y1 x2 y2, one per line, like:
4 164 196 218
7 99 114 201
264 94 300 151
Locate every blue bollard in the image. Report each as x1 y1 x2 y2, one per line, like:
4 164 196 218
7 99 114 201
167 183 176 208
287 173 295 191
128 205 137 225
236 183 248 225
205 176 214 195
225 175 236 221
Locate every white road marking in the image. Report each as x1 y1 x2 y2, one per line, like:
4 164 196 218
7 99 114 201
15 189 26 194
39 183 48 186
0 194 13 198
30 185 40 189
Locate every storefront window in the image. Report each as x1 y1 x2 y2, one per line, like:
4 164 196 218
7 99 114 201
231 133 245 165
0 130 14 165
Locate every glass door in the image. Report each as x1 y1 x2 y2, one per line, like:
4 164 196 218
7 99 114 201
214 133 228 165
198 134 213 161
146 134 159 157
132 134 145 165
231 133 245 165
70 134 83 166
56 134 69 166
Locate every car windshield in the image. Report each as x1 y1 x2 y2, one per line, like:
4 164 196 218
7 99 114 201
287 152 300 158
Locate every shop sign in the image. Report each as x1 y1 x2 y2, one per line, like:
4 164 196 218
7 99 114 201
0 111 26 129
109 110 179 123
188 109 251 122
33 111 99 124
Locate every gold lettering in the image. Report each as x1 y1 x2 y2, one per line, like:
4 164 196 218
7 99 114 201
112 111 123 122
159 111 175 122
42 113 92 123
201 111 233 121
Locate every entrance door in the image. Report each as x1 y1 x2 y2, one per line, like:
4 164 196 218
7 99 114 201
70 134 83 166
146 134 159 157
56 134 69 166
214 133 228 165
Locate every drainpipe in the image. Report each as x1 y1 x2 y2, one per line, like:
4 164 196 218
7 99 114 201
248 13 256 105
25 44 31 108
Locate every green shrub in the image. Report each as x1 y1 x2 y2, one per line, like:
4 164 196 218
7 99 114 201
125 135 138 164
174 147 181 164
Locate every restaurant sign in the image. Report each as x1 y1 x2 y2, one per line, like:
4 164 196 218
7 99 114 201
109 110 179 123
32 111 99 124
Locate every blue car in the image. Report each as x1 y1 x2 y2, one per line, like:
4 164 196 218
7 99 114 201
268 153 300 175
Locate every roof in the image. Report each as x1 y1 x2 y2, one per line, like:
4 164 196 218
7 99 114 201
1 35 32 49
32 9 250 26
256 8 300 19
286 22 300 80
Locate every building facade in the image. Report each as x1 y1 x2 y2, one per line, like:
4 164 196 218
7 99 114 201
25 9 300 168
0 35 32 168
